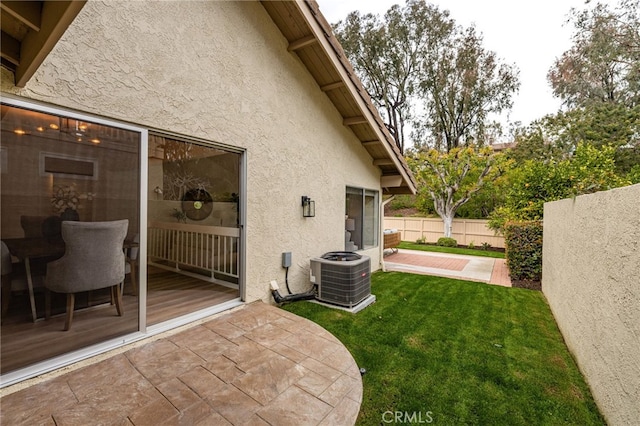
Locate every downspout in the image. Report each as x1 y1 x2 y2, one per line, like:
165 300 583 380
380 195 395 272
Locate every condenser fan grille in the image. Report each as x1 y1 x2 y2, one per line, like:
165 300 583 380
311 253 371 308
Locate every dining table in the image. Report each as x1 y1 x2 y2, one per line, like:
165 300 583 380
3 237 65 322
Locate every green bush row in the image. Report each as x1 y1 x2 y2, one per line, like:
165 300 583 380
504 221 543 281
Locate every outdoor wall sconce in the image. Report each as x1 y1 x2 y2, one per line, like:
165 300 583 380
302 196 315 217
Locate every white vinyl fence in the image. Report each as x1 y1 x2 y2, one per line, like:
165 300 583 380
383 217 504 248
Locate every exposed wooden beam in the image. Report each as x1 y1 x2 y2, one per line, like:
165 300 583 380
1 1 42 31
373 159 394 166
381 175 403 188
320 81 344 92
287 35 317 52
1 31 21 66
384 186 413 195
343 116 367 126
16 1 86 88
361 140 382 147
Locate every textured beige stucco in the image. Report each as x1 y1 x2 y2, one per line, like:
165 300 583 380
1 0 382 303
542 184 640 425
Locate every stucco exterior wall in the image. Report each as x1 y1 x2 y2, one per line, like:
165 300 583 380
542 184 640 426
1 0 382 303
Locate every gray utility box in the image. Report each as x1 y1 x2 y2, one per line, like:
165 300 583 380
310 252 371 308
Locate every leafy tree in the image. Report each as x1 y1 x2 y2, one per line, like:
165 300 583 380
455 173 509 219
548 0 640 108
489 143 631 230
333 0 520 153
415 25 520 151
508 121 569 165
510 103 640 173
333 1 453 153
408 145 509 237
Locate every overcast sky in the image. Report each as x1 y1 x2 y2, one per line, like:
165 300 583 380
316 0 615 134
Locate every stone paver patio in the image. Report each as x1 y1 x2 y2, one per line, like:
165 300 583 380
384 249 512 287
0 302 362 425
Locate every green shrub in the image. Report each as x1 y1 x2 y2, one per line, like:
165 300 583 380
437 237 457 247
389 194 416 210
416 236 426 244
504 221 543 281
468 241 475 249
481 242 492 251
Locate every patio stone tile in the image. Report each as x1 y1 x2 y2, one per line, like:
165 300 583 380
320 343 359 374
244 322 294 347
0 379 76 425
206 383 262 424
270 315 302 333
178 365 226 400
283 331 341 361
224 306 283 331
319 374 360 407
168 325 237 361
182 401 232 426
237 350 295 372
318 394 362 426
51 399 131 426
65 354 141 397
134 348 204 386
156 378 202 411
71 378 161 415
303 320 335 336
299 357 343 382
346 383 363 404
202 319 246 340
244 414 272 425
127 395 179 426
296 370 333 396
233 352 307 405
271 341 308 363
125 339 180 365
203 355 245 383
223 336 267 365
256 386 333 426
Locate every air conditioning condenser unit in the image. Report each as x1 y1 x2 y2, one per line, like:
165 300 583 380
310 251 371 309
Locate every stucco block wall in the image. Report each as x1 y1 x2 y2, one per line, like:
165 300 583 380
1 0 383 303
542 184 640 425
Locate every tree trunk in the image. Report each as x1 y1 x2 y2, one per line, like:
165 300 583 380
443 214 453 238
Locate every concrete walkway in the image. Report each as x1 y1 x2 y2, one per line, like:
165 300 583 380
384 249 511 287
0 302 362 425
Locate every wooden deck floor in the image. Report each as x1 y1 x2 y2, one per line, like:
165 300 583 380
0 269 239 374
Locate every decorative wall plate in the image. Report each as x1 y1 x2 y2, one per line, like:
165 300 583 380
181 189 213 221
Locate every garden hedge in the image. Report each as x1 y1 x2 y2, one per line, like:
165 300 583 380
504 221 543 283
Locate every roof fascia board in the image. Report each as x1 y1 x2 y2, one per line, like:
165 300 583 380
293 0 414 192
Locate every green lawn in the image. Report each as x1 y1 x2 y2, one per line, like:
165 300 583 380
283 272 603 425
398 241 506 258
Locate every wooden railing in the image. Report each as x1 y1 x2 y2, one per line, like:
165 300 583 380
148 221 239 284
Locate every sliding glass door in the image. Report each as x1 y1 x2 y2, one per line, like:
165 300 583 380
0 100 244 381
0 102 141 373
145 134 241 325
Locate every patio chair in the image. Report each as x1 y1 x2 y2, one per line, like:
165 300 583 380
45 220 128 331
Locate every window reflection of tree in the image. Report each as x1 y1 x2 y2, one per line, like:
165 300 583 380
160 138 210 201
